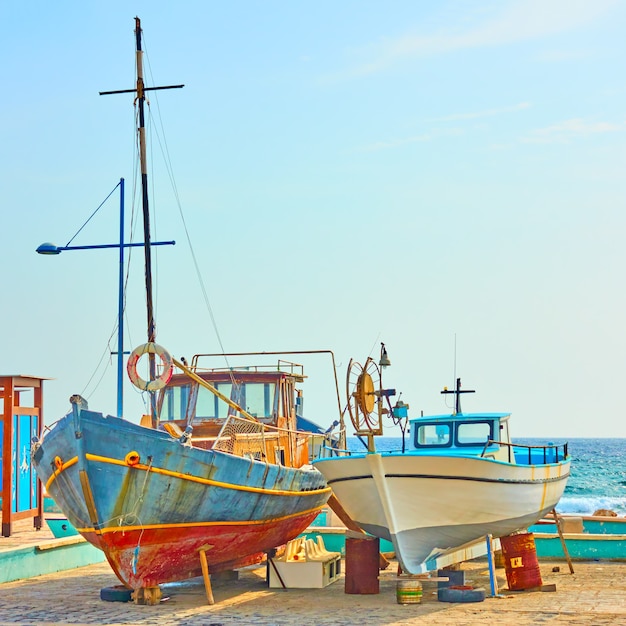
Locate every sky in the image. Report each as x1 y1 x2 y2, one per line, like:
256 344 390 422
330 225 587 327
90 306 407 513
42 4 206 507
1 0 625 438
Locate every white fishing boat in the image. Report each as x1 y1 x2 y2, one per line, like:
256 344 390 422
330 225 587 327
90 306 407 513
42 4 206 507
313 345 571 573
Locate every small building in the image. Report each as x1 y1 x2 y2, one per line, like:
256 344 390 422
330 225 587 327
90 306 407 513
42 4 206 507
1 375 46 537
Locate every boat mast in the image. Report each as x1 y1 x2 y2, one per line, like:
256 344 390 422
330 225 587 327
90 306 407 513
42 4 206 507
100 18 183 425
134 17 158 420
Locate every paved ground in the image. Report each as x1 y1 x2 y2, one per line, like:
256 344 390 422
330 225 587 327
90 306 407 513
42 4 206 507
0 556 625 625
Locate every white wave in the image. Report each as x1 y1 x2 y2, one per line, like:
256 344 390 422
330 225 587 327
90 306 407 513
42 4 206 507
556 496 626 516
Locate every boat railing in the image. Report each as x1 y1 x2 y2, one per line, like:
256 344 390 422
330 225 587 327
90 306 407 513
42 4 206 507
190 353 304 377
316 441 352 459
212 414 310 466
481 440 569 464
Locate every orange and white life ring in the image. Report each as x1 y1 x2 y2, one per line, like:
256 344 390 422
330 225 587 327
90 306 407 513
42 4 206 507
127 342 174 391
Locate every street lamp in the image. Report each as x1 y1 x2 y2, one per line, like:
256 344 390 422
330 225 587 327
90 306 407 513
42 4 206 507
36 177 175 417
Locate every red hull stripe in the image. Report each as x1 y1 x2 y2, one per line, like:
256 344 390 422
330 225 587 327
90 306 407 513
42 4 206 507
76 502 324 535
93 508 321 587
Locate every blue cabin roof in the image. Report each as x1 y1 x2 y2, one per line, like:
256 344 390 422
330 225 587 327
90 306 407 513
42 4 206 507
411 412 510 423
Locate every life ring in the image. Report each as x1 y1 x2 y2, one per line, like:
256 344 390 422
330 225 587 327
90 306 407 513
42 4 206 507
127 342 173 391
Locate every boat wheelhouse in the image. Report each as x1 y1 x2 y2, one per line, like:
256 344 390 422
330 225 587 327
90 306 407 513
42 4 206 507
155 352 341 463
409 408 566 465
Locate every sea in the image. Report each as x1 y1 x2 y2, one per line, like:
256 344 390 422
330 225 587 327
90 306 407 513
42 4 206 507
346 437 626 516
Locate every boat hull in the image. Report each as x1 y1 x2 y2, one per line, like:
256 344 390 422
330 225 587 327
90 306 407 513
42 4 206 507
32 409 330 588
313 452 570 573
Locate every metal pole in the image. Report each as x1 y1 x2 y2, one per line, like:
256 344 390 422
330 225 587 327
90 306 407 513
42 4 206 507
486 534 499 596
117 177 125 417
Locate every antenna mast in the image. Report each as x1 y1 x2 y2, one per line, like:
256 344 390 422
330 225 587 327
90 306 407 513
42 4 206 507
441 378 475 415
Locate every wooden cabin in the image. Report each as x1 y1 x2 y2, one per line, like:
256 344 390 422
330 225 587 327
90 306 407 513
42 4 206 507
153 358 313 469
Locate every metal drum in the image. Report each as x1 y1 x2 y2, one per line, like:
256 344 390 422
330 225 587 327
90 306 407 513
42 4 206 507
344 536 379 594
500 532 543 590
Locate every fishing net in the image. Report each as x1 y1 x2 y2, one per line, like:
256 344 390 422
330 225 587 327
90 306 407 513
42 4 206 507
212 415 310 466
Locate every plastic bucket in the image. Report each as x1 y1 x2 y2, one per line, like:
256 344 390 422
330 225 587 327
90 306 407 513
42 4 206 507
345 536 379 594
396 578 422 604
500 532 542 590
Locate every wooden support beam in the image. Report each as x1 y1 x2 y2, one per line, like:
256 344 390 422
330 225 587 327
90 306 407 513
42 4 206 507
327 493 390 570
199 549 215 604
551 508 574 574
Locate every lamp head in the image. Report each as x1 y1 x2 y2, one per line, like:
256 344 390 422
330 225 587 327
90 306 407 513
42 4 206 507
379 342 391 368
36 243 61 255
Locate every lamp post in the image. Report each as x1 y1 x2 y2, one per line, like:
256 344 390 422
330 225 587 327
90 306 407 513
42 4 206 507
36 177 175 417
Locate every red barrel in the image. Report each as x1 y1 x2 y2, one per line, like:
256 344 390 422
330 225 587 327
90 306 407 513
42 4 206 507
345 536 379 594
500 532 543 590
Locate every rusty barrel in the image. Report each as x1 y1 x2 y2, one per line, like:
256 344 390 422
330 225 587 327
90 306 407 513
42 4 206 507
500 532 542 590
345 535 379 594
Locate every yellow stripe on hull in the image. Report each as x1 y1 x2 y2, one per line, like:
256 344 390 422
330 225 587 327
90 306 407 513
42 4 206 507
45 456 79 491
46 451 330 498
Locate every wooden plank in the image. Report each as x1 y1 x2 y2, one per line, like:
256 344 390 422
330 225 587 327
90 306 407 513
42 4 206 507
552 508 575 574
36 536 87 551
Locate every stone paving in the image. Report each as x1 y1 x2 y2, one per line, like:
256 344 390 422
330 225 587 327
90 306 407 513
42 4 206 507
0 558 625 625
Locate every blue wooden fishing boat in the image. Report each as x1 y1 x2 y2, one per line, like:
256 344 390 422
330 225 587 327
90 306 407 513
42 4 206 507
31 18 341 598
313 345 571 573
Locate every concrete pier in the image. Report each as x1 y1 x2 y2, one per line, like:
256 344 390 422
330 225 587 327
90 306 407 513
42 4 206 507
0 555 625 625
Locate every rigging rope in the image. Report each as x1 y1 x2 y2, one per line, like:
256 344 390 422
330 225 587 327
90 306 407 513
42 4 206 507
63 182 121 248
78 36 239 412
142 43 231 368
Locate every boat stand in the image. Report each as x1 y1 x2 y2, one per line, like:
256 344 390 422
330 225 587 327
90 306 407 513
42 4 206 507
199 548 215 604
133 586 162 605
328 494 390 569
551 508 575 574
486 534 500 596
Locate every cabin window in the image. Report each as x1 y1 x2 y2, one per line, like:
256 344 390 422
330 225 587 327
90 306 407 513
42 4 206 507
275 447 286 465
192 383 233 419
244 383 274 418
192 382 275 420
161 380 278 421
161 385 189 421
414 423 452 447
456 421 493 446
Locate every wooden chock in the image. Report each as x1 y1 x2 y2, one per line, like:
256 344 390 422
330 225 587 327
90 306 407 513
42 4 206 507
132 586 162 605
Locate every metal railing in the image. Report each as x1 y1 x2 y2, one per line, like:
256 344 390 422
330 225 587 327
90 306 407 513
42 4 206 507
480 440 569 464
